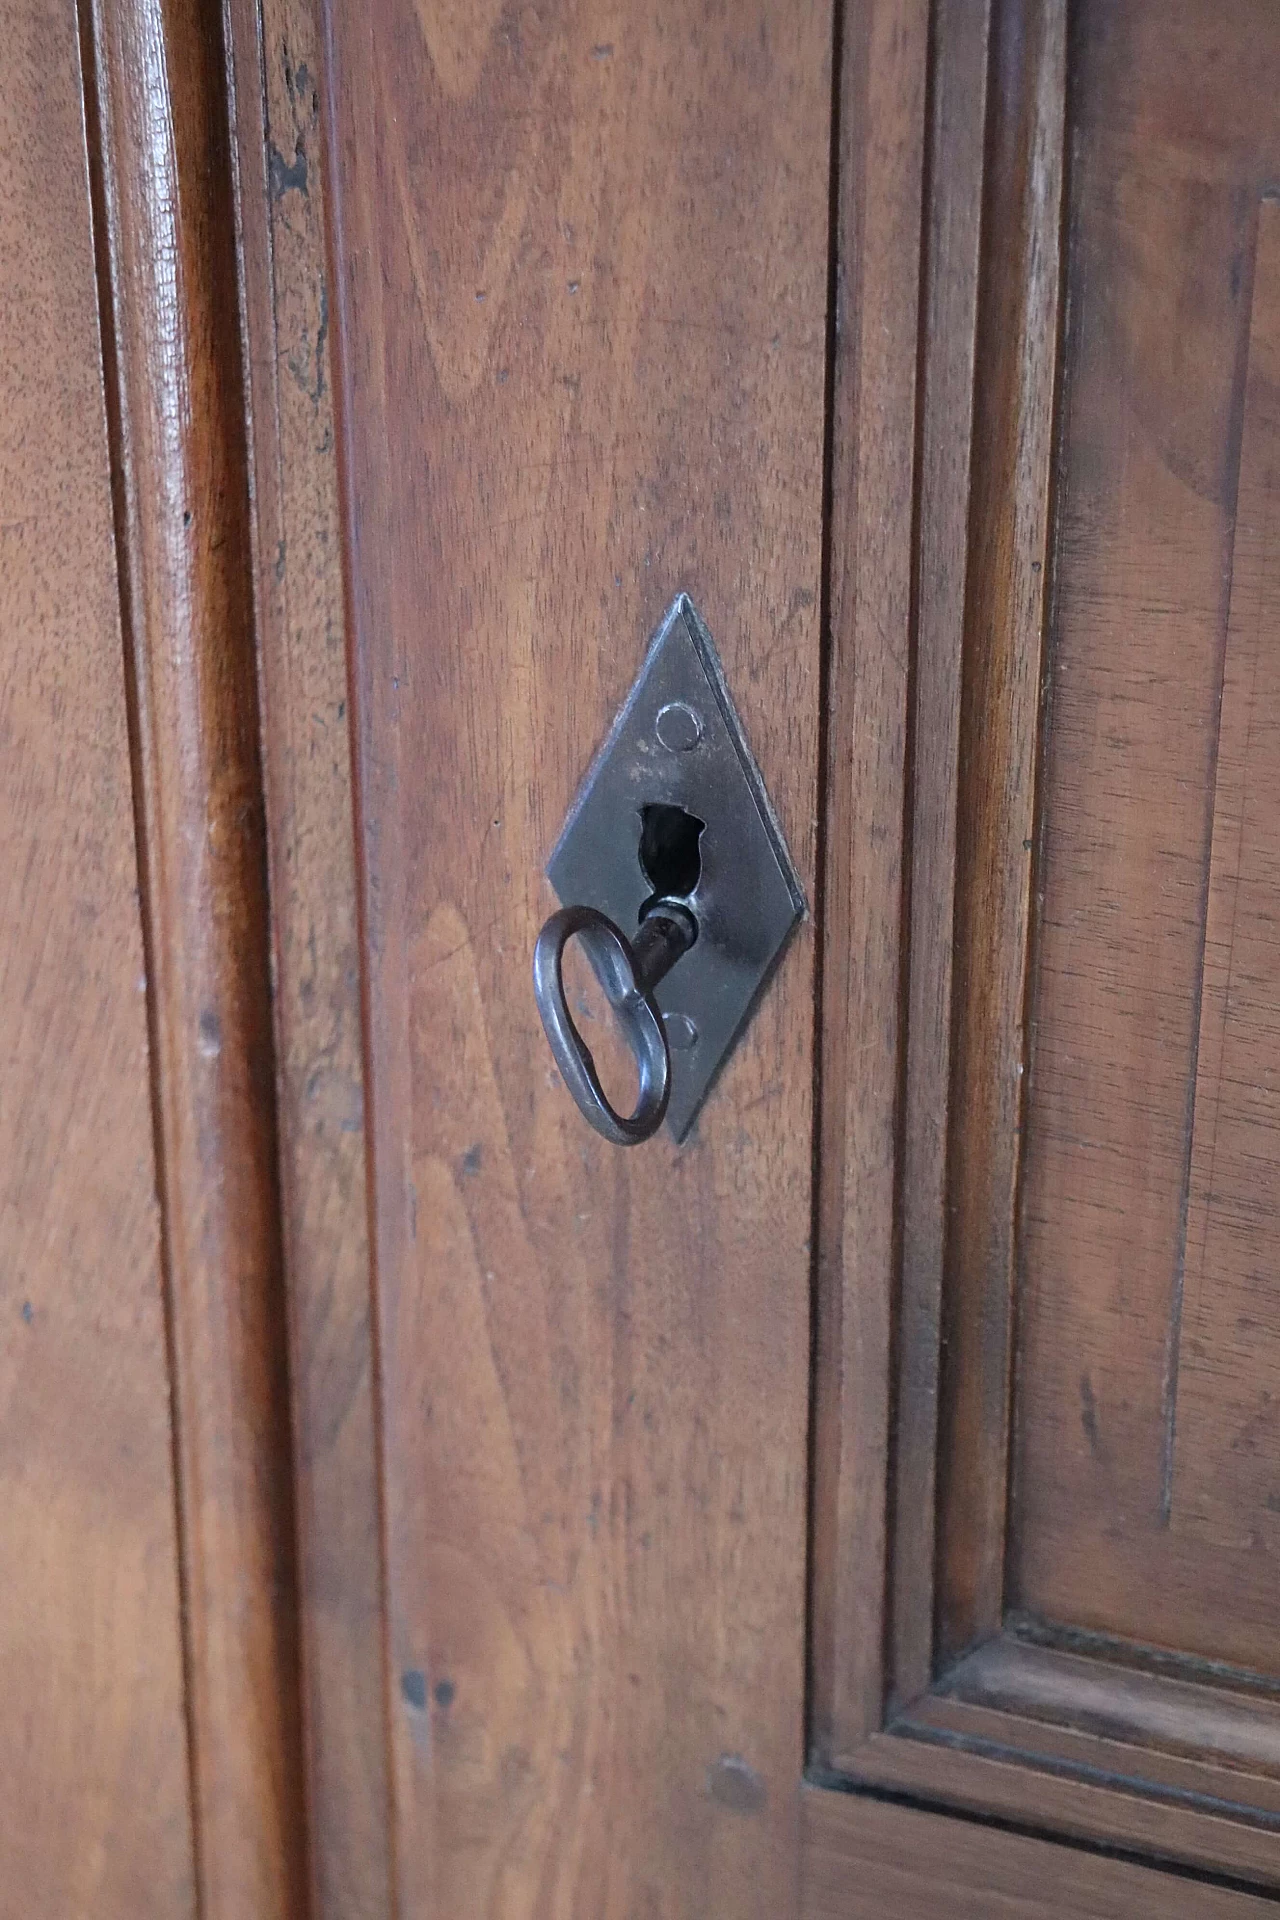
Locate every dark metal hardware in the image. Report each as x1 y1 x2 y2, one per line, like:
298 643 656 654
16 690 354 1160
532 900 697 1144
533 594 805 1144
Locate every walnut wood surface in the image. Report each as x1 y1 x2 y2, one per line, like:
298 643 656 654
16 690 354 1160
800 1787 1275 1918
323 0 831 1911
935 0 1067 1660
827 1722 1280 1891
1176 194 1280 1633
810 0 931 1757
1014 0 1280 1672
814 0 1073 1753
49 0 1273 1906
889 0 991 1714
226 0 393 1913
936 1634 1280 1789
0 0 194 1908
812 0 1280 1892
81 0 309 1911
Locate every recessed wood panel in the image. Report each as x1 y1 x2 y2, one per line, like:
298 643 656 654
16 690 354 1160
1175 198 1280 1587
812 0 1280 1887
1012 0 1280 1676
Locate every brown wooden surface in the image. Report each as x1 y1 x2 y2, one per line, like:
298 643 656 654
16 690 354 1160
1177 193 1280 1610
935 0 1067 1661
19 0 1280 1911
836 1725 1280 1889
81 0 309 1911
226 0 394 1912
0 0 195 1909
82 0 1280 1906
810 0 930 1756
809 0 1280 1891
324 0 831 1911
936 1634 1280 1790
816 0 1073 1761
801 1787 1275 1918
889 0 991 1714
1011 0 1280 1666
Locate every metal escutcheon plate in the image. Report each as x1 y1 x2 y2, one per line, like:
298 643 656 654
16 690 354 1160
546 595 805 1141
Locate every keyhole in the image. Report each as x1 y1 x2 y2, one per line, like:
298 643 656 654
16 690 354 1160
638 802 705 903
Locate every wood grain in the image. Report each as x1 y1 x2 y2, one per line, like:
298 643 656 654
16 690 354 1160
801 1785 1275 1918
1175 196 1280 1594
324 0 831 1911
937 1634 1280 1789
81 0 309 1911
810 0 930 1757
0 0 194 1908
935 0 1066 1660
814 0 1280 1886
837 1716 1280 1888
889 0 991 1714
225 0 394 1912
1011 0 1280 1673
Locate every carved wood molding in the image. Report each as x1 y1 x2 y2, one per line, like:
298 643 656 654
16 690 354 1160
78 0 309 1910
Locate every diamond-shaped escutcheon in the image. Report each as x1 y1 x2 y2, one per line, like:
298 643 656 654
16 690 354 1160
545 594 806 1141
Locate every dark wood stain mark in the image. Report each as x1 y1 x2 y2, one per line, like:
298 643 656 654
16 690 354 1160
1079 1374 1100 1456
268 137 308 201
707 1754 767 1814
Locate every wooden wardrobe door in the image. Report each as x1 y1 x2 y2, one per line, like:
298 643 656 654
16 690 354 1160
220 0 1280 1912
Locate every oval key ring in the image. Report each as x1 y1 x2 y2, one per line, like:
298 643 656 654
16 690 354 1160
532 902 695 1144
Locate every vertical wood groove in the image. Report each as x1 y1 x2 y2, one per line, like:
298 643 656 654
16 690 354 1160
889 0 991 1711
318 0 406 1907
810 0 932 1761
224 0 395 1909
813 0 1069 1763
935 0 1067 1663
804 0 847 1768
73 0 206 1901
78 0 310 1912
